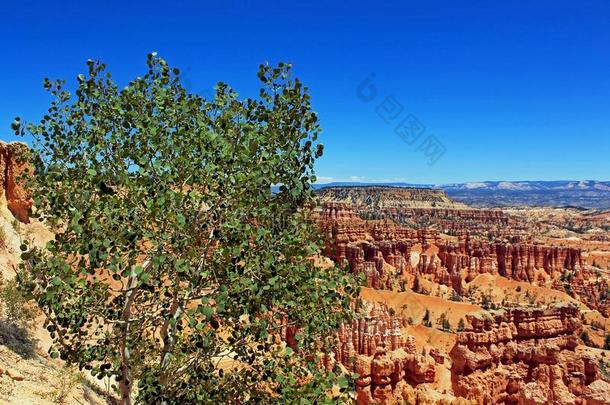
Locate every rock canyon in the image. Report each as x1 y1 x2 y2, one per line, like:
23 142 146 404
316 186 610 404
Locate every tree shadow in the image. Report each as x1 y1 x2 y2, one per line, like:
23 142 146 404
0 319 37 359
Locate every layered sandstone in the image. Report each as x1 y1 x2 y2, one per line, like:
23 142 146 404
318 202 589 299
316 186 514 235
334 304 414 361
329 304 438 404
434 235 610 312
317 186 462 210
0 141 32 223
437 235 582 283
316 187 610 404
318 202 422 289
450 305 609 404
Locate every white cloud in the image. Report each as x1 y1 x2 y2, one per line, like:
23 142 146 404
315 175 413 184
315 176 337 184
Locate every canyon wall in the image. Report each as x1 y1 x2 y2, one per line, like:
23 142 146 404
316 202 603 312
263 188 610 403
437 235 582 284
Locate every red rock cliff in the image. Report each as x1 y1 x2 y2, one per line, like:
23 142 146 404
0 141 32 223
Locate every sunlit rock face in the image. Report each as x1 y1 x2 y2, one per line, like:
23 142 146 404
316 201 591 298
316 186 610 404
328 304 437 405
449 305 608 404
0 141 32 223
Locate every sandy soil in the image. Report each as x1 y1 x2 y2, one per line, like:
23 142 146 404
467 273 584 308
360 287 482 327
0 203 110 405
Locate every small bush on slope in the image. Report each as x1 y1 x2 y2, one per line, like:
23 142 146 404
0 274 38 358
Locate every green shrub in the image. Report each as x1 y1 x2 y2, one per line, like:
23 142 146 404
581 331 595 347
442 318 451 331
36 366 83 404
450 290 463 302
11 218 20 233
0 274 38 358
0 274 38 328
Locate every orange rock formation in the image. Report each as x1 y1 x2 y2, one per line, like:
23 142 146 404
0 141 32 223
329 304 437 404
450 305 609 404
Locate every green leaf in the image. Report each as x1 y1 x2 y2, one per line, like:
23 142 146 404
139 272 150 284
202 306 213 320
337 374 349 389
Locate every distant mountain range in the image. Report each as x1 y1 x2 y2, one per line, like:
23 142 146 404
312 180 610 209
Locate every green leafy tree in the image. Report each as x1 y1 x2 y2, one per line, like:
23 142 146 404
436 312 446 328
457 318 466 332
15 54 359 404
412 274 420 293
436 312 451 331
422 309 433 327
0 274 37 328
581 331 594 347
604 334 610 351
450 290 463 302
482 293 492 310
442 319 451 331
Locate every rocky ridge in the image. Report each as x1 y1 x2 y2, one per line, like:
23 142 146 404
316 186 513 234
317 186 463 210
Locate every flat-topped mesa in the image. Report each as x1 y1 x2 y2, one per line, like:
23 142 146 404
450 305 609 404
316 185 464 210
0 141 32 223
316 185 512 234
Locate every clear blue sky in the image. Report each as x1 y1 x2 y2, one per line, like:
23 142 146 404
2 0 609 183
